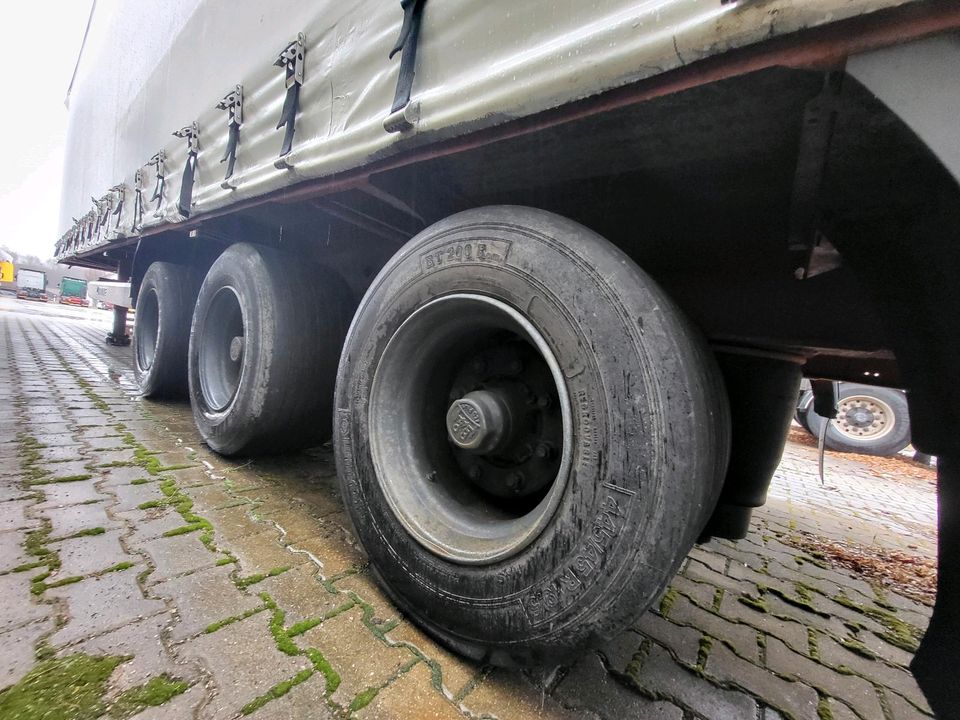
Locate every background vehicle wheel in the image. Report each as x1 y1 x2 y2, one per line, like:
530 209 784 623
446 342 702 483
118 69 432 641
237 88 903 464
134 261 199 398
804 383 911 456
188 243 352 455
795 389 814 433
334 206 730 665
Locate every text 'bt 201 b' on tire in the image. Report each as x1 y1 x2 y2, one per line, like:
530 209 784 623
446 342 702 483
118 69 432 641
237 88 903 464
188 242 352 456
334 206 731 665
134 261 200 398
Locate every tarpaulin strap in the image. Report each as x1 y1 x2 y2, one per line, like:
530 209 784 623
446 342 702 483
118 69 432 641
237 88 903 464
274 35 305 160
174 123 200 218
133 169 144 230
389 0 427 116
217 86 243 182
110 184 125 230
148 151 165 215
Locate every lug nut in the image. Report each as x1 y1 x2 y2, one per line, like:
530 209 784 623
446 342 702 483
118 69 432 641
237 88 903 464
536 394 552 409
535 442 554 460
506 472 524 493
507 359 523 375
468 465 483 481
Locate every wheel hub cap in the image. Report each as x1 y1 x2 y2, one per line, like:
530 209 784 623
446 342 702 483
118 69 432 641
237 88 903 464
446 390 510 453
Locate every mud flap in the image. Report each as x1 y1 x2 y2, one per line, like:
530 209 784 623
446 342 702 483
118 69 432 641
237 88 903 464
911 455 960 718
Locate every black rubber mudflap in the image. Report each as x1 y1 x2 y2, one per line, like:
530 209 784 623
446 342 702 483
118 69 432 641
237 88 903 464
910 456 960 718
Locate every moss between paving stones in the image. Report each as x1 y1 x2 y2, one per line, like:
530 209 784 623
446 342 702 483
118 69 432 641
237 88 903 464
0 653 126 720
349 686 380 712
107 674 188 718
832 594 922 652
241 668 314 716
658 587 678 617
25 474 94 486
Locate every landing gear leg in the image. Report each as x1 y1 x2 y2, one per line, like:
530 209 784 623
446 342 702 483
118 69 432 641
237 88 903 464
106 258 132 346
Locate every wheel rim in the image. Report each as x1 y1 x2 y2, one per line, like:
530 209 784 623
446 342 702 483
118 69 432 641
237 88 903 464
831 394 896 441
369 293 572 565
198 287 245 412
135 288 159 371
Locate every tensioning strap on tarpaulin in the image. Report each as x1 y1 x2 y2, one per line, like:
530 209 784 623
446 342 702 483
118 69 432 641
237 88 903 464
384 0 427 133
274 34 305 161
174 123 200 218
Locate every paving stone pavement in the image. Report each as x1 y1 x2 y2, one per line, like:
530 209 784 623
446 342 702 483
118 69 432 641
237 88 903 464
0 302 938 719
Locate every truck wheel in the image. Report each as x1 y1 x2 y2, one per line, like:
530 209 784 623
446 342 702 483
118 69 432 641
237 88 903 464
795 389 814 433
334 206 731 664
188 243 351 455
804 384 911 456
134 261 199 398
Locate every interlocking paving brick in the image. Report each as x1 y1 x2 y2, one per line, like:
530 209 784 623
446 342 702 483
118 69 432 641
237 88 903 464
0 619 52 690
253 563 344 627
705 643 819 720
765 636 884 720
45 501 119 538
181 612 311 720
0 528 31 572
34 481 105 509
669 594 760 663
600 636 758 719
71 614 185 691
385 620 479 700
110 481 166 513
55 530 130 577
0 500 36 533
246 672 334 719
0 573 49 632
36 445 87 464
228 530 310 578
98 465 152 487
300 606 416 707
48 568 166 646
461 667 595 720
351 661 464 720
142 532 218 583
817 635 931 712
153 564 261 642
554 652 683 720
117 506 189 545
633 613 701 666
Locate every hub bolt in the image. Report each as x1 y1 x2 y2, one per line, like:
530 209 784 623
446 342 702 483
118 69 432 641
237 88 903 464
536 394 552 409
468 465 483 481
535 442 554 460
506 472 525 493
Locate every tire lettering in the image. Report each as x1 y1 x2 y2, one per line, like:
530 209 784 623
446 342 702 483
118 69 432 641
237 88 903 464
519 494 628 625
419 238 509 274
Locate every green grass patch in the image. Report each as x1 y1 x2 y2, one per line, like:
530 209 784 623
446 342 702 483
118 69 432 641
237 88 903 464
833 594 922 652
712 587 724 612
738 593 769 613
696 635 713 670
241 669 313 715
216 555 237 566
0 652 126 720
108 675 188 718
807 628 820 660
33 575 84 595
130 479 149 486
763 585 830 618
102 561 135 574
204 605 265 634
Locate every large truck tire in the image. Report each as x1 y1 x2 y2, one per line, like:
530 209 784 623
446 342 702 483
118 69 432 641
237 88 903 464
188 243 351 455
133 261 200 398
804 383 911 456
333 206 731 665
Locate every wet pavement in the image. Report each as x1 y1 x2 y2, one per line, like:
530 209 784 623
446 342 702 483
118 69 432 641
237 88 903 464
0 298 937 719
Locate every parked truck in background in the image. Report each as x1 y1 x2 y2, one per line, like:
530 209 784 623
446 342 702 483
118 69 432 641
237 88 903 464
57 277 89 307
54 2 960 712
16 268 47 302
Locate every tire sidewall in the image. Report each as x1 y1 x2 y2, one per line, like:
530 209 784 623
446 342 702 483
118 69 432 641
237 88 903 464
335 207 725 658
189 245 275 455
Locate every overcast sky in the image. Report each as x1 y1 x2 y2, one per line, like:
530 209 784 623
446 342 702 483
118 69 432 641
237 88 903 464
0 3 93 259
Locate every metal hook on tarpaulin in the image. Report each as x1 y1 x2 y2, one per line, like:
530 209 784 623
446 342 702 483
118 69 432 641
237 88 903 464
216 85 243 187
173 123 200 218
147 151 166 217
274 33 305 165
